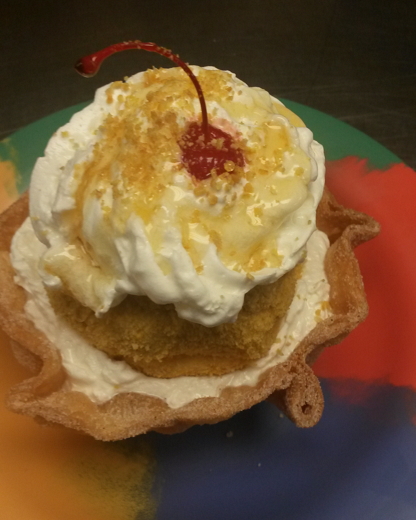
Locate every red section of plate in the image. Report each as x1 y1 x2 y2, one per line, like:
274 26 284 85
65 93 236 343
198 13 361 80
314 157 416 390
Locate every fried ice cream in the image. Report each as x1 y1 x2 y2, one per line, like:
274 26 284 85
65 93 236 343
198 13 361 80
0 43 380 439
47 265 300 378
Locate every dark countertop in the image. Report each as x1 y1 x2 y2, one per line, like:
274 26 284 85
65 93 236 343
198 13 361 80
1 0 415 168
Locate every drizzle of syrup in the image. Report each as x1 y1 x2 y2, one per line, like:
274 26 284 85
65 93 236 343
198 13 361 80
75 40 244 180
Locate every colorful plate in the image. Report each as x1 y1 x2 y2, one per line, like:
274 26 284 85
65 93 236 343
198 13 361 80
1 102 416 520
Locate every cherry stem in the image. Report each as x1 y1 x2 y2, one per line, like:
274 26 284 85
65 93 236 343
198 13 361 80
75 40 209 140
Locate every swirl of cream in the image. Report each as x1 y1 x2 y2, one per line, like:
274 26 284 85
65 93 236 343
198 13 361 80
29 66 325 326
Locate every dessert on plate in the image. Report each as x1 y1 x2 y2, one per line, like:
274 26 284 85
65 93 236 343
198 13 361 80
0 41 380 440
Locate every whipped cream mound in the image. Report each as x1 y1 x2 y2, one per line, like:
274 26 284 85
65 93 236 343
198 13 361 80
11 220 330 409
29 66 325 327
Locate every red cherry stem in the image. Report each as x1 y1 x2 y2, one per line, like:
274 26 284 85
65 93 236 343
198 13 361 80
75 40 209 140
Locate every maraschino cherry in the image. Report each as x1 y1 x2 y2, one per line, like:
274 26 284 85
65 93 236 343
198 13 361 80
75 40 244 180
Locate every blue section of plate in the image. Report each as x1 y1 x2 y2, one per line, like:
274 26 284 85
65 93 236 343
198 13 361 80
150 380 416 520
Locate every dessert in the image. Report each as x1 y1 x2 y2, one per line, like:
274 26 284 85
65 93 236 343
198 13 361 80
0 41 380 440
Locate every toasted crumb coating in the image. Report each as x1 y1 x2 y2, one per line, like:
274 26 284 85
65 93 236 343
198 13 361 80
47 265 300 378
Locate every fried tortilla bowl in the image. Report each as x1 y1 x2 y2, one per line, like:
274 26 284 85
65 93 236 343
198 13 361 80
0 189 380 440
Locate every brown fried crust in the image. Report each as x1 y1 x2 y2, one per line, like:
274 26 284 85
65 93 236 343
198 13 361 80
47 263 300 378
0 189 380 439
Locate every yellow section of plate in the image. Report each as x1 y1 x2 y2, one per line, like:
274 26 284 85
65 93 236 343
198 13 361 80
0 328 157 520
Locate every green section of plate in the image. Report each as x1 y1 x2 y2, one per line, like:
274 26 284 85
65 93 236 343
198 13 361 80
0 100 400 195
0 103 88 193
283 99 400 168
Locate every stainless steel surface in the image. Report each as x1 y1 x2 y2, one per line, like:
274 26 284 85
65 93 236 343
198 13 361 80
1 0 415 167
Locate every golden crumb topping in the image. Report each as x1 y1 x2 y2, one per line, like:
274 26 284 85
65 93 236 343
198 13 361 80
60 67 312 278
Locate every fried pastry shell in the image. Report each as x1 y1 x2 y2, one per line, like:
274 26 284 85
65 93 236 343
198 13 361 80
0 189 380 440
